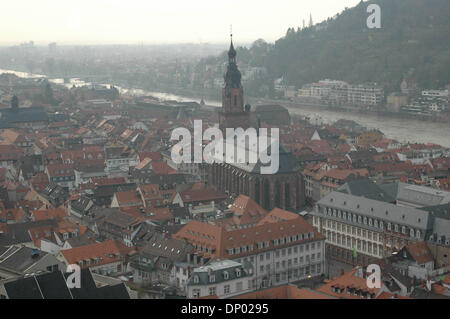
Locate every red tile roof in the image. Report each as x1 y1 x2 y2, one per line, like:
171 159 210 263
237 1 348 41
316 268 383 299
0 144 24 161
32 208 68 221
180 188 227 204
114 190 143 206
230 195 267 218
233 284 333 299
405 241 434 265
0 208 26 223
46 163 75 177
92 177 126 186
60 239 135 268
151 161 177 175
174 210 324 259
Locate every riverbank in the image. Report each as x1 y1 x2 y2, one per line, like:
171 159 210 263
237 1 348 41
117 83 450 124
1 67 449 148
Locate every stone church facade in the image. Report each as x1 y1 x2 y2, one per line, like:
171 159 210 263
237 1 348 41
208 37 305 211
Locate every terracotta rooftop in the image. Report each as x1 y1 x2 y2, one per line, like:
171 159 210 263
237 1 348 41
60 239 135 268
404 241 434 265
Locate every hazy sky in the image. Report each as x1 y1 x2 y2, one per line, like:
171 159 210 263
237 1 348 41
0 0 361 45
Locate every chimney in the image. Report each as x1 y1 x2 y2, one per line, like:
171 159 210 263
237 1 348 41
193 254 198 265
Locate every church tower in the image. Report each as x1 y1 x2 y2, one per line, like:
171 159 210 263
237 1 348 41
218 34 250 135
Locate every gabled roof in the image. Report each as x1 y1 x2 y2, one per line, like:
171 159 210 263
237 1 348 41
233 284 334 299
60 239 134 268
316 267 382 299
316 191 430 231
180 188 227 204
46 163 75 177
229 195 267 219
175 211 323 259
114 190 142 206
404 241 434 265
32 208 68 221
337 178 396 203
3 276 44 299
0 219 58 246
140 232 192 262
3 268 130 299
0 246 48 274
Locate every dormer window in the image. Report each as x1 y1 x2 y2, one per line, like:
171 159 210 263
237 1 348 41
236 268 241 277
209 274 215 283
193 275 199 284
223 271 229 280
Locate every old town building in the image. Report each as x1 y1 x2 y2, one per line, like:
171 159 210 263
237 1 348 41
208 37 305 211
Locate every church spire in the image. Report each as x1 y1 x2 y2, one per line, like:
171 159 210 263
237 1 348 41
219 31 249 133
228 26 236 64
224 30 241 89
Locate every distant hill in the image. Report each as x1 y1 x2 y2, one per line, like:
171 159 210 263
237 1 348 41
200 0 450 94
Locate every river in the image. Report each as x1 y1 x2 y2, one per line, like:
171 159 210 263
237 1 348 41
1 68 449 148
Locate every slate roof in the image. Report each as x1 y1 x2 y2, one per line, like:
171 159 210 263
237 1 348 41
0 219 58 246
338 178 396 203
3 276 44 299
3 268 130 299
0 246 48 273
384 182 450 207
96 282 131 299
187 259 253 286
315 191 431 231
211 135 300 174
0 107 48 128
140 232 193 262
